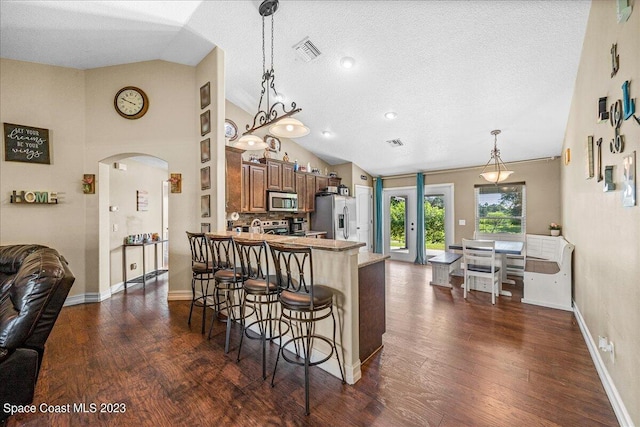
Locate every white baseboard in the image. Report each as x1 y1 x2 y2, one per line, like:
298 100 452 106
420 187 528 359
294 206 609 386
63 290 110 306
521 298 572 312
167 290 192 301
573 301 632 426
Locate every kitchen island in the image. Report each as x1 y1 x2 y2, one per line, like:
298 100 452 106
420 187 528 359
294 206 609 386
206 230 387 384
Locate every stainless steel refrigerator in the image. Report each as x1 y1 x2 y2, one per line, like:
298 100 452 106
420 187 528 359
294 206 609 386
311 194 358 241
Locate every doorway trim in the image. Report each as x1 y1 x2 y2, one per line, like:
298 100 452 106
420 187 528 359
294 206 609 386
423 183 455 258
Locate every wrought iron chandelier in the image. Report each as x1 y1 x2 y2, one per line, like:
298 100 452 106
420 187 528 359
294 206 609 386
235 0 309 150
479 130 514 184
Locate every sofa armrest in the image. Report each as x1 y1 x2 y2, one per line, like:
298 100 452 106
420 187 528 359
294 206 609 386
0 347 39 422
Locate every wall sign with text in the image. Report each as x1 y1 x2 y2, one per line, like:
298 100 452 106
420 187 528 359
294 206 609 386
3 123 51 164
10 190 58 204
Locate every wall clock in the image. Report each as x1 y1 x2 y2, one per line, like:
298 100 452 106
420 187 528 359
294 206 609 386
114 86 149 119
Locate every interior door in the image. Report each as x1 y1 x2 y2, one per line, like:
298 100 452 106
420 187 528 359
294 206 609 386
355 185 373 252
383 188 416 262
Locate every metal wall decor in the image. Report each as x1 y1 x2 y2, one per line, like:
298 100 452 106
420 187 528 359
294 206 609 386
622 151 636 207
610 129 624 153
621 80 636 120
598 97 609 122
603 166 615 192
611 43 619 78
596 138 603 182
586 136 595 179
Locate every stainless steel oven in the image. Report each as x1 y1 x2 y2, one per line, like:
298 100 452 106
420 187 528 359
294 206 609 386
268 191 298 212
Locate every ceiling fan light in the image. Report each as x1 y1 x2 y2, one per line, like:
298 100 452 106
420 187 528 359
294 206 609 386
269 117 310 138
235 134 268 150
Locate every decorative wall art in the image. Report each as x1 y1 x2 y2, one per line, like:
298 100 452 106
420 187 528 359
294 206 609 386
169 173 182 193
586 136 595 179
265 134 281 152
200 138 210 163
610 43 619 78
201 223 211 233
596 138 603 182
200 82 210 109
603 166 615 192
3 123 51 164
200 110 210 136
598 96 609 122
200 166 211 190
200 195 210 218
564 148 571 166
224 119 238 142
82 174 95 194
622 151 636 207
136 190 149 211
621 81 635 120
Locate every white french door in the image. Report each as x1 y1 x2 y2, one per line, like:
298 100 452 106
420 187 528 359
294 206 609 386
383 187 417 262
423 184 454 259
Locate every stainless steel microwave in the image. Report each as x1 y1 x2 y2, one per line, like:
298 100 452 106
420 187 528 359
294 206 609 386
268 191 298 212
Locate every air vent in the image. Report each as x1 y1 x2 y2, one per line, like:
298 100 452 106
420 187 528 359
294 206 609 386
386 138 404 147
293 37 322 62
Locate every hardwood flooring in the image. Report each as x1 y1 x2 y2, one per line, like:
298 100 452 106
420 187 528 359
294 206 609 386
8 261 617 426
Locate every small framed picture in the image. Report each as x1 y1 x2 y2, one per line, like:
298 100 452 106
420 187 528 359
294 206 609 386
136 190 149 212
201 195 210 218
200 82 210 109
200 138 210 163
623 151 636 207
201 223 211 233
200 110 210 136
201 166 211 190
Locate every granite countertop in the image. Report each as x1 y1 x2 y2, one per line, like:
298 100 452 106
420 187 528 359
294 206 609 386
358 252 390 268
207 231 365 252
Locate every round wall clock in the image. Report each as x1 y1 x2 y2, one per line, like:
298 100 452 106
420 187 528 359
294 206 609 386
114 86 149 119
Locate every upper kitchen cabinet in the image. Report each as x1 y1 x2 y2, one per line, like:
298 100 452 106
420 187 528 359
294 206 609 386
225 146 244 214
242 161 267 213
295 172 307 212
305 174 316 212
328 177 342 187
261 158 295 192
315 176 329 194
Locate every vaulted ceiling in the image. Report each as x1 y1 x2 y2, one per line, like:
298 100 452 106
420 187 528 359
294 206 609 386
0 0 591 176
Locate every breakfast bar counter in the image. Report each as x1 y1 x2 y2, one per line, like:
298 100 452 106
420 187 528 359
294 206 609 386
207 230 369 384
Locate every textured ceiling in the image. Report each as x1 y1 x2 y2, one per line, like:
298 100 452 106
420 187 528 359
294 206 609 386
0 0 591 176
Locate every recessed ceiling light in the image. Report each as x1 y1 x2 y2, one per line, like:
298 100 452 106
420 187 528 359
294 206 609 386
340 57 355 69
385 111 397 119
322 130 332 137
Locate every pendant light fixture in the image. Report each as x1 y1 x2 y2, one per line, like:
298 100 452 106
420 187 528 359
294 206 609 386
236 0 308 150
479 130 514 184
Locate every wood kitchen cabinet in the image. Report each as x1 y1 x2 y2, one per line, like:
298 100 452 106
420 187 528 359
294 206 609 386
262 158 295 192
328 177 342 187
226 146 244 214
295 172 307 212
305 174 316 212
315 176 329 194
242 162 267 212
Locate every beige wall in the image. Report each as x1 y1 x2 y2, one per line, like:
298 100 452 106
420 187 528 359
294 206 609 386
382 158 561 241
0 59 88 297
108 158 167 286
562 1 639 423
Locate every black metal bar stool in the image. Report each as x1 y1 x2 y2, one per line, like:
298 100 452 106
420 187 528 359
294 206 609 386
268 242 345 415
186 232 215 334
206 235 244 354
234 238 287 380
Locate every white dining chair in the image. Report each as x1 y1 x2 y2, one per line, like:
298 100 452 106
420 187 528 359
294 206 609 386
462 239 500 304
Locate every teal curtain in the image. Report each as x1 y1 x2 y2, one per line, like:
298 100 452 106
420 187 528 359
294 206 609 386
414 173 426 264
374 177 383 254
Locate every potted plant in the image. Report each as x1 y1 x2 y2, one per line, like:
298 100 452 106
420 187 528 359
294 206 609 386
549 223 561 236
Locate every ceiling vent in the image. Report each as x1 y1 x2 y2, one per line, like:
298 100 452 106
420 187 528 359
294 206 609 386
293 37 322 62
386 138 404 147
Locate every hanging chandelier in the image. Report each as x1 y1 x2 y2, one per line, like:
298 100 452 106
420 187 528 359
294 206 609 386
235 0 309 150
479 130 514 184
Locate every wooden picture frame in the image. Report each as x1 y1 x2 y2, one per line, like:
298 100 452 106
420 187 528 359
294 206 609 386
4 123 51 164
201 195 210 218
586 136 594 179
200 138 210 163
200 166 211 190
169 173 182 193
82 174 95 194
200 82 210 109
200 110 210 136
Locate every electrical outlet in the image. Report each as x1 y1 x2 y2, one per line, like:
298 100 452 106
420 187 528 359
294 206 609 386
112 224 118 232
130 263 137 270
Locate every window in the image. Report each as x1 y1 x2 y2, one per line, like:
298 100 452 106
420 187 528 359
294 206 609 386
475 183 526 234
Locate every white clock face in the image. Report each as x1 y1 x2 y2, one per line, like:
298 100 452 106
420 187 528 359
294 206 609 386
114 87 148 119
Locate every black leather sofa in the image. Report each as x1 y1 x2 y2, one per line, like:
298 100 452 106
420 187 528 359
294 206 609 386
0 244 75 424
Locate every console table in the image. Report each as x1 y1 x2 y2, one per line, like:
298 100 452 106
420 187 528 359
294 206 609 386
122 240 168 289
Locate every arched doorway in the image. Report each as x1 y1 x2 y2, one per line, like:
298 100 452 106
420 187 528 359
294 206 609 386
98 153 169 299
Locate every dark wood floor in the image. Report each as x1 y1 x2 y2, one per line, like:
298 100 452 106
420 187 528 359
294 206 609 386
9 261 617 426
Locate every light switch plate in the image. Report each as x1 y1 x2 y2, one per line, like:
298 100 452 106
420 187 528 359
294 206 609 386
458 219 466 226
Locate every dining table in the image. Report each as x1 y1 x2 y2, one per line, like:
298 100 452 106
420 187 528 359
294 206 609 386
448 240 524 297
